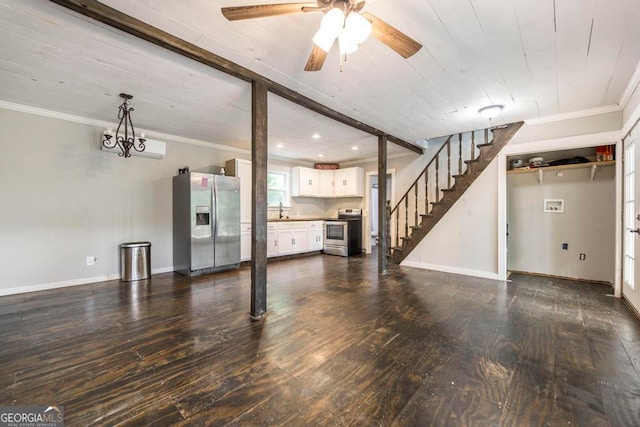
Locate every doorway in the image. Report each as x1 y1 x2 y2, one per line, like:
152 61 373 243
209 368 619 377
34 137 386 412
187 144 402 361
365 171 394 254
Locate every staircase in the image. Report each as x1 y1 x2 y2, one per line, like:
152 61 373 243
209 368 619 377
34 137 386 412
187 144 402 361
390 121 523 264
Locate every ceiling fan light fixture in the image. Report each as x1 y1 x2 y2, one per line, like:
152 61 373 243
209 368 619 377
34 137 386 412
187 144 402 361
320 7 344 35
338 31 358 55
478 104 504 119
344 12 371 44
313 27 337 53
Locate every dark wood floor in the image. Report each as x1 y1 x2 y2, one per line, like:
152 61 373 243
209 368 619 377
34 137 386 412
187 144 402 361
1 253 640 426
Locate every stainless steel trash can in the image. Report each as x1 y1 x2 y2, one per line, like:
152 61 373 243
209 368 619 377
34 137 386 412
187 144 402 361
120 242 151 281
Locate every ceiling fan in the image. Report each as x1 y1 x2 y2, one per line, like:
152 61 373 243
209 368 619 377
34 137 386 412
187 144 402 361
221 0 422 71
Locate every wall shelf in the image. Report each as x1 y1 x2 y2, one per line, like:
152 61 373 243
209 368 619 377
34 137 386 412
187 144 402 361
507 160 615 184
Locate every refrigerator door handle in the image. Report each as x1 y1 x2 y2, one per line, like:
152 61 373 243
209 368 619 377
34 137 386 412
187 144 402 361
212 179 218 241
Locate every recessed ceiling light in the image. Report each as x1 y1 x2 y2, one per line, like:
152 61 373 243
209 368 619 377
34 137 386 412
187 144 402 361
318 153 324 158
478 104 504 119
276 143 284 148
352 146 358 151
312 133 321 139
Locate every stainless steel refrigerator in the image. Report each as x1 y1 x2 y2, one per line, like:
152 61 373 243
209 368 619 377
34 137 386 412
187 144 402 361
173 172 240 276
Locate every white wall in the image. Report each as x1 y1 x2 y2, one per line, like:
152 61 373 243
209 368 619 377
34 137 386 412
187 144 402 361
507 165 615 282
0 108 246 294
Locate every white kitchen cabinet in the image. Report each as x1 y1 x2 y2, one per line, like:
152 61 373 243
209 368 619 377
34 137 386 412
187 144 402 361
277 222 308 255
292 166 364 198
267 223 278 258
333 167 364 197
225 158 252 223
240 222 252 261
241 223 279 260
291 167 320 197
319 169 334 197
307 221 324 251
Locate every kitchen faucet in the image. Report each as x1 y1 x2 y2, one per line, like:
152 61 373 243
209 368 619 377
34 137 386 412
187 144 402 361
279 202 284 219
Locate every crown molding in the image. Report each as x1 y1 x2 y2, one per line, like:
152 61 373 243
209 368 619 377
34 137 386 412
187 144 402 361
524 104 622 126
619 60 640 109
0 100 250 155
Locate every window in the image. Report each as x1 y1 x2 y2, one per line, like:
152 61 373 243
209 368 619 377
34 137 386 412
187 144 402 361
267 170 289 207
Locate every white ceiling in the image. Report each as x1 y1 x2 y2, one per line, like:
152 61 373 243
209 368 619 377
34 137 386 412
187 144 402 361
0 0 639 164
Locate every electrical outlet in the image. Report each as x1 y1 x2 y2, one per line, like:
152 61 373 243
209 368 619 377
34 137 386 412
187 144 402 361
579 253 586 261
86 256 96 266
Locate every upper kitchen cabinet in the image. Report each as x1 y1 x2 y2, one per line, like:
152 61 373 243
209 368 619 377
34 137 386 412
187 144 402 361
333 168 364 197
318 169 335 197
292 167 320 197
292 166 364 198
225 158 252 223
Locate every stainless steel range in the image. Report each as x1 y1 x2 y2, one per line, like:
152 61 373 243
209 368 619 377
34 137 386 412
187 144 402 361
323 208 363 257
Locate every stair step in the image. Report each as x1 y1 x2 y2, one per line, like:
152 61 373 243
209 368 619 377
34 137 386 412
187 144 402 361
465 158 480 164
392 246 403 253
476 142 493 148
401 236 412 241
442 187 456 193
452 173 466 179
410 225 422 231
420 213 433 219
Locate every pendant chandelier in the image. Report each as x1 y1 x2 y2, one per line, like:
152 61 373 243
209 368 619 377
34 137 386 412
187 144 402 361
102 93 146 158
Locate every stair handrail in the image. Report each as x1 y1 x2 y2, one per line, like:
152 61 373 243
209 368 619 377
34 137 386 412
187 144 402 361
390 135 452 217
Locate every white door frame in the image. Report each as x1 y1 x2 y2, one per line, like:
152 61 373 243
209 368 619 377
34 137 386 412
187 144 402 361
623 132 639 309
497 131 623 297
365 169 396 254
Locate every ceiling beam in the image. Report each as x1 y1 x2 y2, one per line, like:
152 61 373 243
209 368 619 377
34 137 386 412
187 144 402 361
48 0 424 155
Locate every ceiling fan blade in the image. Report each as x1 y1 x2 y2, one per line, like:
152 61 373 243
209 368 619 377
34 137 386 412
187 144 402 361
362 12 422 58
304 45 329 71
222 2 318 21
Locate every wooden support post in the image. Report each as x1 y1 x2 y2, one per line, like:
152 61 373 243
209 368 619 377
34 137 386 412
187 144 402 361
378 135 388 275
251 81 268 320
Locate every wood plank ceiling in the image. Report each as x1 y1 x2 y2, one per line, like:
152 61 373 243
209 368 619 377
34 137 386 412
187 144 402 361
0 0 639 163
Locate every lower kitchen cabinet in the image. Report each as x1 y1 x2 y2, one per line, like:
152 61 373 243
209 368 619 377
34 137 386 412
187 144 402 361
241 221 324 260
307 221 324 251
240 222 252 262
267 223 278 257
277 222 308 256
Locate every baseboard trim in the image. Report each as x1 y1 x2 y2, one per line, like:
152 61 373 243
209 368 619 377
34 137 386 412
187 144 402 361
0 266 175 297
400 260 500 281
508 270 613 287
0 274 120 297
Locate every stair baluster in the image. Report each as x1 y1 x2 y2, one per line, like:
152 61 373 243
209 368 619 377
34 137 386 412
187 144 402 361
458 133 463 176
435 149 440 202
425 168 429 215
404 197 409 238
414 184 418 227
395 209 399 248
471 131 475 161
447 138 452 189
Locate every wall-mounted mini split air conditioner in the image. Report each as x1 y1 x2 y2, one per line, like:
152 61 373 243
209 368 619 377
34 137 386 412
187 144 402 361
100 131 166 159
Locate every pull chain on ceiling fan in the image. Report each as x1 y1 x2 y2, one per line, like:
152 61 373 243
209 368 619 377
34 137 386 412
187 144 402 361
221 0 422 71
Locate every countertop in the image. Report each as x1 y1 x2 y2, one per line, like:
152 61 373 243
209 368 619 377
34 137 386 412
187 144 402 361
267 217 333 222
